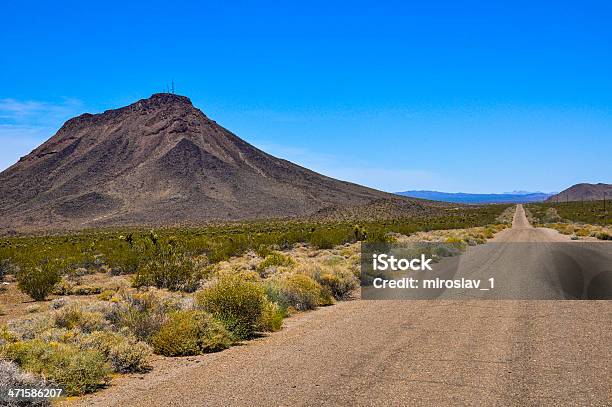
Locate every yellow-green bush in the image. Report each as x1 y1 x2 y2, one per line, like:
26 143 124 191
78 330 151 373
54 305 108 333
1 340 111 396
36 328 74 343
0 325 17 346
269 273 325 311
132 251 200 292
151 310 231 356
97 289 116 301
195 275 269 339
106 292 171 342
0 258 14 281
6 314 55 340
316 268 359 300
256 252 295 274
16 260 62 301
258 301 284 332
108 341 152 373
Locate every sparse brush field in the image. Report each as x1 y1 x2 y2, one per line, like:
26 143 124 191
526 201 611 240
527 200 610 226
0 205 510 398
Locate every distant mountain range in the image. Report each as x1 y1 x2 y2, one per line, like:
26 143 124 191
546 183 612 202
396 190 554 204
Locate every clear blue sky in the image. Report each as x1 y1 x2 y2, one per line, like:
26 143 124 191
1 0 611 193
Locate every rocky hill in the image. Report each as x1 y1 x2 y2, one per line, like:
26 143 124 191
0 93 438 231
546 183 612 202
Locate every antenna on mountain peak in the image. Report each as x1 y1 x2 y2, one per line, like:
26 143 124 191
171 79 175 94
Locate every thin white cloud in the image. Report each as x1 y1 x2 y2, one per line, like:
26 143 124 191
0 98 84 171
0 98 83 126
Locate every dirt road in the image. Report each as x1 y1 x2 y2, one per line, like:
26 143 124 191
68 205 611 406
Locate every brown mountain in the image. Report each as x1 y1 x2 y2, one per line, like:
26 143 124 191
0 93 438 231
546 183 612 202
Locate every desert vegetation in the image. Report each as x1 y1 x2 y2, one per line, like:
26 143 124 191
526 201 611 240
0 205 510 399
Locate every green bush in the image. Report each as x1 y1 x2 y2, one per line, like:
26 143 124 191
16 260 62 301
0 326 17 346
0 258 15 282
308 230 336 249
270 273 325 311
106 292 171 342
108 340 152 373
132 250 200 292
258 301 284 332
97 289 116 301
254 244 272 258
54 305 108 333
596 232 612 240
151 310 231 356
6 314 55 340
78 330 151 373
256 252 295 274
36 327 73 343
104 239 144 275
1 340 111 396
315 268 359 300
195 275 268 339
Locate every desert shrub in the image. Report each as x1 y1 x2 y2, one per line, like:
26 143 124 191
52 279 103 296
97 289 116 301
258 301 284 332
36 328 73 343
26 305 42 313
77 330 152 373
16 260 62 301
151 310 231 356
2 340 111 396
54 305 108 333
543 208 563 223
50 298 68 310
575 228 590 237
195 275 268 339
264 283 291 313
0 258 15 282
132 250 200 292
315 268 358 300
103 242 142 275
308 230 336 249
256 252 295 274
52 279 72 296
72 285 103 295
108 340 152 373
7 314 55 340
0 326 17 346
596 232 612 240
255 244 272 258
269 273 324 311
0 361 50 407
78 331 125 354
482 227 495 239
106 292 172 342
